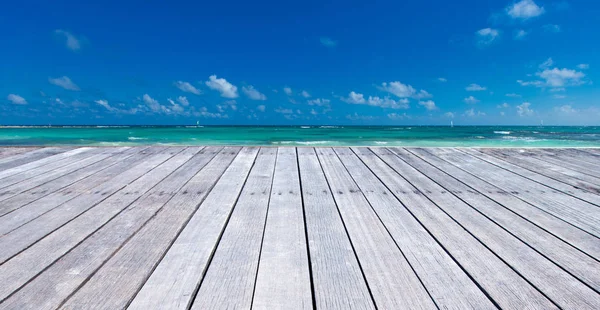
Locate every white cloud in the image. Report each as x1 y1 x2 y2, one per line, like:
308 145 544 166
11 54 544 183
438 78 447 82
497 102 510 108
517 79 545 87
194 107 228 119
242 85 267 101
466 83 487 91
54 30 81 51
378 81 432 99
517 102 534 116
387 113 410 120
543 24 561 33
368 96 409 109
142 94 173 114
342 91 366 104
347 113 377 121
413 90 433 99
307 98 331 106
275 107 293 114
174 81 202 95
257 105 266 112
464 108 486 117
549 87 566 92
538 68 585 87
577 64 590 70
167 99 184 113
553 94 566 99
7 94 27 105
556 105 576 113
205 75 238 98
177 96 189 106
539 58 554 69
464 96 480 104
301 90 311 98
320 37 337 47
505 93 522 97
515 29 529 40
95 99 114 111
49 76 80 91
476 28 500 46
506 0 545 20
444 112 455 118
418 100 438 111
283 87 292 95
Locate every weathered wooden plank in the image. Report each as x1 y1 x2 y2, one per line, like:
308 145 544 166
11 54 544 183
407 148 600 261
0 147 195 303
533 149 600 177
391 148 600 293
0 147 72 171
0 147 40 160
190 148 277 310
59 147 239 309
0 147 155 240
341 147 496 309
0 147 138 217
317 148 437 309
0 147 102 190
252 147 312 310
361 147 557 309
295 147 375 309
426 148 600 238
460 148 600 205
128 147 258 310
477 148 600 194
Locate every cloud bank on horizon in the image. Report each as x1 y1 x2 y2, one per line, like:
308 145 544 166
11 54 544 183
1 0 598 125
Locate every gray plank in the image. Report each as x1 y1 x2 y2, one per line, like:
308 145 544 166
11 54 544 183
342 147 496 309
0 147 72 171
317 148 437 309
190 148 277 310
0 147 40 160
0 147 100 189
391 148 600 294
0 147 195 303
362 147 557 309
296 147 375 309
427 148 600 238
477 148 600 194
128 147 258 310
0 147 157 247
252 147 313 310
407 148 600 261
533 149 600 177
59 147 239 309
460 148 600 205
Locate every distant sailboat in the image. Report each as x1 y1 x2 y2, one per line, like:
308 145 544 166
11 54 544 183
450 120 454 128
196 120 200 127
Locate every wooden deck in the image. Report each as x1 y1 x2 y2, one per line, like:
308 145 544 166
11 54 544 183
0 146 599 309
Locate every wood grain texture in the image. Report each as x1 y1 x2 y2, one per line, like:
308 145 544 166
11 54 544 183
317 147 437 309
128 147 259 310
367 147 557 309
296 147 375 310
191 147 277 310
345 147 496 310
59 147 238 310
252 147 313 310
0 147 72 172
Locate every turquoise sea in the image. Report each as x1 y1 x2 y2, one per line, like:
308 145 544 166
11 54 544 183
0 126 599 147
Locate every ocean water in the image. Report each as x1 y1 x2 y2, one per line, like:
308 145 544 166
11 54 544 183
0 126 599 147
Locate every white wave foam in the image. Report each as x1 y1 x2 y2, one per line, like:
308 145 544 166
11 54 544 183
494 131 511 135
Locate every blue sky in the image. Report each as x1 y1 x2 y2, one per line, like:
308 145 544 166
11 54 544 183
1 0 599 125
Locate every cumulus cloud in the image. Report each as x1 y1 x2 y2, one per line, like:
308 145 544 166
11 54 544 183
7 94 27 105
387 113 410 120
94 99 115 111
556 105 576 113
205 75 238 98
275 107 293 114
538 68 585 87
283 87 292 95
242 85 267 100
320 37 338 47
378 81 432 99
301 90 311 98
464 96 480 104
54 30 82 51
476 28 500 46
444 112 455 118
553 94 566 99
514 29 529 40
506 0 545 20
341 91 366 104
517 102 534 116
466 84 487 91
543 24 561 33
177 96 189 106
307 98 331 106
464 108 486 117
539 58 554 69
368 96 409 109
257 105 266 112
497 103 510 108
49 76 80 91
418 100 438 111
577 64 590 70
505 93 522 97
438 78 447 82
174 81 202 95
143 94 167 113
